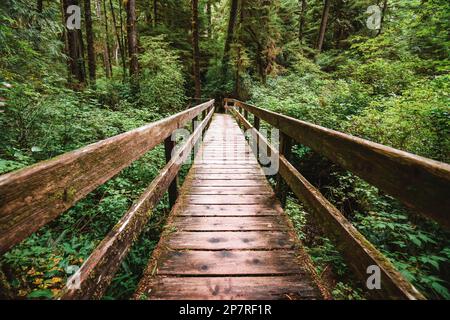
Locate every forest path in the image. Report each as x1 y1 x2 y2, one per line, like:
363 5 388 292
134 114 324 300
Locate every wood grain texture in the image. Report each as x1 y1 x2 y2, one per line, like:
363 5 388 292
0 100 215 254
189 186 272 195
166 231 293 249
179 204 279 216
156 250 305 275
172 216 286 231
227 98 450 229
137 276 321 300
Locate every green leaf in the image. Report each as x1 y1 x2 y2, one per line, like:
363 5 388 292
431 282 450 299
27 289 53 299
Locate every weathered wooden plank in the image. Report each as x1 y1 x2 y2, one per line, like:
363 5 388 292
172 216 286 231
179 204 279 216
229 99 450 229
189 186 272 195
0 100 215 254
188 180 265 187
166 231 292 249
193 168 263 173
182 195 276 205
136 276 321 300
192 164 260 168
58 107 215 300
156 250 305 275
230 110 425 300
191 174 265 180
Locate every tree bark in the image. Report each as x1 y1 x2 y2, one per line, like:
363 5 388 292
222 0 239 68
37 0 43 13
234 0 245 98
316 0 331 52
206 0 212 38
376 0 388 36
84 0 96 83
96 0 112 78
298 0 307 43
126 0 139 81
153 0 158 27
109 0 127 79
191 0 201 99
62 0 86 86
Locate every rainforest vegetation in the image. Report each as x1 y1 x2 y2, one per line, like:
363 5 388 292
0 0 449 299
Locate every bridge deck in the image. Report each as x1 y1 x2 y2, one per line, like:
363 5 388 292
134 114 324 300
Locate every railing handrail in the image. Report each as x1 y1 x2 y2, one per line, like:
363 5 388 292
0 100 215 255
225 98 450 229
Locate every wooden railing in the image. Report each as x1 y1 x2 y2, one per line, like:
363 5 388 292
0 100 215 299
225 98 450 300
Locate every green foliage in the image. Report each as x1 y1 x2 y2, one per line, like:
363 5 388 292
138 36 187 115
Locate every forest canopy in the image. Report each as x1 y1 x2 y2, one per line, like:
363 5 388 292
0 0 449 300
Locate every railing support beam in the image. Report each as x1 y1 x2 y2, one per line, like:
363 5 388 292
164 137 178 208
275 132 292 207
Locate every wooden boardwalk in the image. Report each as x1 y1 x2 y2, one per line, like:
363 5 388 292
134 114 324 300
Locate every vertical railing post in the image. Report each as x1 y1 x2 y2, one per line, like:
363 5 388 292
164 136 178 209
275 132 292 208
244 109 248 120
254 116 260 162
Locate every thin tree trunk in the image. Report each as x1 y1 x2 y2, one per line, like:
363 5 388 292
126 0 139 80
234 0 245 98
298 0 307 43
145 0 152 24
109 0 127 79
222 0 239 68
316 0 331 52
36 0 43 32
102 0 113 77
376 0 388 36
37 0 43 13
118 0 127 62
96 0 112 77
153 0 157 27
333 0 342 48
191 0 201 99
84 0 96 83
62 0 86 86
206 0 212 38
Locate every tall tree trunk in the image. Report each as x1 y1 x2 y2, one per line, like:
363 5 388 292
377 0 388 36
153 0 158 27
36 0 43 32
333 0 342 48
96 0 112 78
191 0 201 99
84 0 96 83
234 0 245 98
118 0 127 61
316 0 331 52
222 0 239 68
37 0 43 13
126 0 139 81
298 0 307 43
109 0 127 79
206 0 212 38
62 0 86 86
